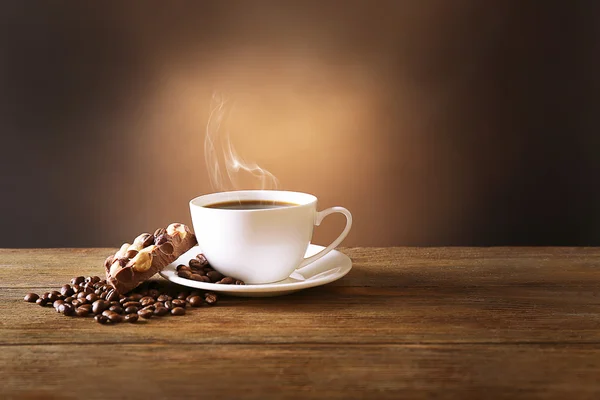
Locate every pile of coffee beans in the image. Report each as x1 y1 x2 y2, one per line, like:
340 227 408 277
24 276 218 325
176 253 245 285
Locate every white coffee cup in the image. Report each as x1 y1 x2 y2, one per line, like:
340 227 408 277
189 190 352 284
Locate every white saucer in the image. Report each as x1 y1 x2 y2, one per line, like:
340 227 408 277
159 244 352 297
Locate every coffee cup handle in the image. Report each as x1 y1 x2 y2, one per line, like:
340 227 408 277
298 207 353 269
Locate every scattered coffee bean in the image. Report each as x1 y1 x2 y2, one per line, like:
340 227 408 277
176 264 190 272
138 309 153 319
106 289 119 302
124 306 138 314
178 270 192 279
48 291 61 302
124 313 138 323
71 299 82 307
24 293 39 303
188 296 203 307
140 297 155 307
75 306 90 317
107 312 123 323
61 284 74 297
53 300 65 309
190 274 205 282
206 271 224 282
204 292 218 305
171 307 185 316
77 292 87 300
148 289 160 299
92 300 108 315
219 277 235 285
164 300 174 310
123 301 142 309
195 253 209 266
36 298 47 306
95 315 108 324
154 307 169 316
188 259 203 269
59 303 74 316
172 299 186 308
109 305 124 314
129 293 143 301
71 276 85 285
154 301 164 309
176 292 188 300
157 294 171 302
64 296 74 303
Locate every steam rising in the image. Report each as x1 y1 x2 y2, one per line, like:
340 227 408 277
205 94 279 191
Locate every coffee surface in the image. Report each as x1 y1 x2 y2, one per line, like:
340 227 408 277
205 200 299 210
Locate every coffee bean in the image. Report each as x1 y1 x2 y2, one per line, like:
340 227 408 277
154 307 169 316
164 301 174 310
24 293 39 303
195 253 209 266
190 274 205 282
124 306 138 314
41 292 51 301
188 259 203 269
140 297 155 307
207 271 224 282
153 301 164 309
61 284 74 297
176 264 191 272
138 309 153 319
140 233 154 247
178 271 192 279
106 289 119 302
204 292 218 305
91 276 101 283
71 276 85 285
109 305 123 314
124 313 139 323
94 315 108 324
129 293 143 301
92 300 108 315
79 304 92 312
157 294 171 302
64 296 74 303
172 299 186 308
148 289 160 299
59 303 74 316
235 280 245 285
99 292 107 300
86 293 98 303
107 312 123 323
155 234 168 246
200 276 211 283
71 299 82 307
76 292 87 300
53 300 65 309
154 227 166 238
171 307 185 316
36 298 48 306
123 301 142 308
220 277 235 285
48 291 61 302
75 306 90 317
188 296 203 307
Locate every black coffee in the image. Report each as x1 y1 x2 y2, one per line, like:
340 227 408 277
205 200 299 210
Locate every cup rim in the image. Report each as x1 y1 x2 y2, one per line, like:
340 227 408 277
189 190 317 211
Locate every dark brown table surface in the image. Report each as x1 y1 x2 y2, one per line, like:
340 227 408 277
2 247 600 399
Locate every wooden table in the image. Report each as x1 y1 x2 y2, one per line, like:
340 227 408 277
2 247 600 399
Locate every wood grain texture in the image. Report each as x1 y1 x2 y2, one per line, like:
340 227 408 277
2 247 600 399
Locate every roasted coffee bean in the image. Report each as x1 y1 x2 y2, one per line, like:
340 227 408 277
155 234 168 246
109 301 120 307
123 301 141 308
195 253 209 266
41 292 51 301
190 274 205 282
172 299 186 308
124 306 138 314
64 296 74 303
107 312 123 323
109 305 124 314
71 276 85 286
60 284 74 297
188 259 204 269
124 313 139 323
71 299 82 307
220 277 235 285
94 288 102 295
99 291 107 300
95 315 108 324
188 296 203 307
24 293 39 303
164 300 174 310
142 305 156 312
53 300 65 309
171 307 185 316
77 292 87 300
176 292 188 300
153 301 164 309
79 304 92 312
36 298 47 306
92 300 108 315
153 227 166 238
148 289 160 299
235 280 245 285
200 276 211 283
48 291 61 302
176 264 191 272
91 276 101 283
140 297 155 307
106 289 119 302
140 233 154 247
204 292 218 305
72 284 81 293
178 270 192 279
157 294 171 302
58 303 74 316
154 307 169 316
206 271 224 282
86 293 98 303
138 309 153 319
75 306 90 317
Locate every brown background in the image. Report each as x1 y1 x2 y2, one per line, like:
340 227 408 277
1 1 599 247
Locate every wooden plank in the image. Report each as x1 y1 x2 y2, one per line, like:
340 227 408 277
2 343 600 400
3 247 600 289
2 282 600 345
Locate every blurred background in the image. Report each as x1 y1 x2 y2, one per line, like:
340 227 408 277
1 0 599 247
